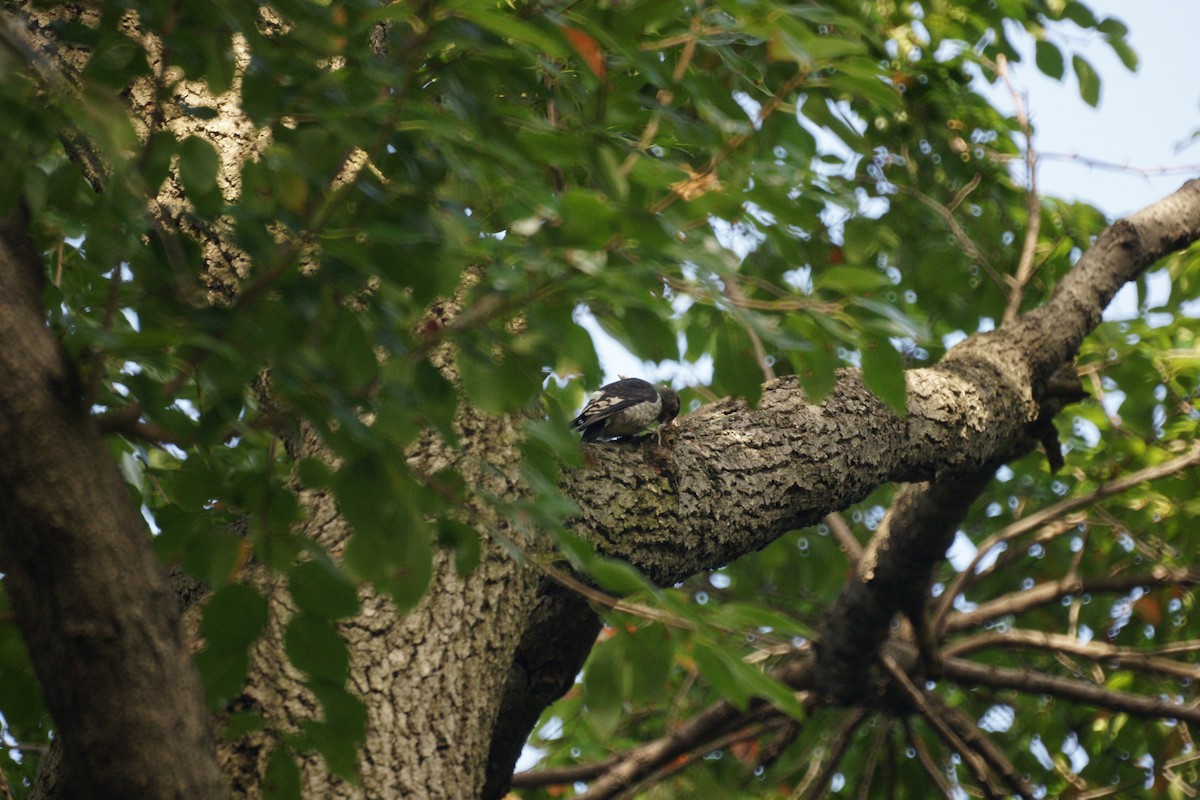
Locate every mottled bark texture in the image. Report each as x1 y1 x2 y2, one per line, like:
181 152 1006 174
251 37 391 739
0 206 225 800
8 1 1200 795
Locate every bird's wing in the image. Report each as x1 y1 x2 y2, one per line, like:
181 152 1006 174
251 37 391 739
571 379 658 428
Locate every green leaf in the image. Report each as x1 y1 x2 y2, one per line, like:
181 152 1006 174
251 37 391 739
289 560 361 620
284 614 350 683
342 516 433 614
447 2 567 56
1072 55 1101 107
436 518 482 577
194 646 249 709
595 305 677 363
202 584 269 650
1105 36 1138 72
1061 1 1098 28
693 640 750 709
626 625 673 705
587 557 657 596
861 341 907 416
301 682 369 781
713 320 764 407
458 347 541 415
818 266 892 294
798 346 837 404
694 641 805 720
583 637 628 739
707 602 814 639
177 136 222 215
1034 40 1065 81
264 746 302 800
222 710 266 740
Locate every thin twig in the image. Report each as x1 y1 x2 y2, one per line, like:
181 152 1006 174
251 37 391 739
890 183 1004 290
933 442 1200 634
903 718 957 798
879 654 1009 799
824 512 863 563
793 708 869 800
853 721 890 800
651 67 809 215
941 655 1200 724
932 696 1035 799
1036 152 1200 177
723 282 775 382
944 566 1200 636
571 701 750 799
945 629 1200 681
993 54 1042 325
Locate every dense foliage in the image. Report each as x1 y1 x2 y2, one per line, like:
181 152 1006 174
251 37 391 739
0 0 1196 797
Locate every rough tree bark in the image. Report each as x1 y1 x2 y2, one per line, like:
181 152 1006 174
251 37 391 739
5 3 1200 798
0 205 225 800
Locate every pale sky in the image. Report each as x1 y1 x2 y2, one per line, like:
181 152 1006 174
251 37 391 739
585 2 1200 385
989 0 1200 216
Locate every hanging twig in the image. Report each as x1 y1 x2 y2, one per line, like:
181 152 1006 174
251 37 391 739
992 54 1042 324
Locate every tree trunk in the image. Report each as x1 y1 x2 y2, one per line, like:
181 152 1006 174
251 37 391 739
0 206 225 800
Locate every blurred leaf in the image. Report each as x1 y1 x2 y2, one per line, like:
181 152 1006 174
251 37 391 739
284 614 350 683
202 583 269 651
263 746 302 800
178 136 222 215
289 559 360 620
1035 40 1065 80
626 624 673 705
713 319 764 407
436 518 482 576
862 341 907 416
1072 55 1101 107
583 636 628 739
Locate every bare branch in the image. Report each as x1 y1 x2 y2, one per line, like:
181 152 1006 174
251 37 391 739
943 566 1200 635
933 442 1200 634
902 718 957 798
945 629 1200 681
824 512 863 563
891 182 1004 289
928 693 1036 799
941 655 1200 724
993 54 1042 325
880 653 1012 799
795 709 869 800
1037 152 1200 177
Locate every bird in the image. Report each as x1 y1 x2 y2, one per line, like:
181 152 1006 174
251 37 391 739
571 378 681 443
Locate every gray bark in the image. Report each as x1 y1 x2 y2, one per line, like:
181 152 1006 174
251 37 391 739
0 205 225 800
7 0 1200 794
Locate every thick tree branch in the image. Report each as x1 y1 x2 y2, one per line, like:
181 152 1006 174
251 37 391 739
565 182 1200 591
815 468 998 702
1015 179 1200 382
0 207 224 799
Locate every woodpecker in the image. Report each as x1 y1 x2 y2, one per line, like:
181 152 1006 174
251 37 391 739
572 378 681 442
